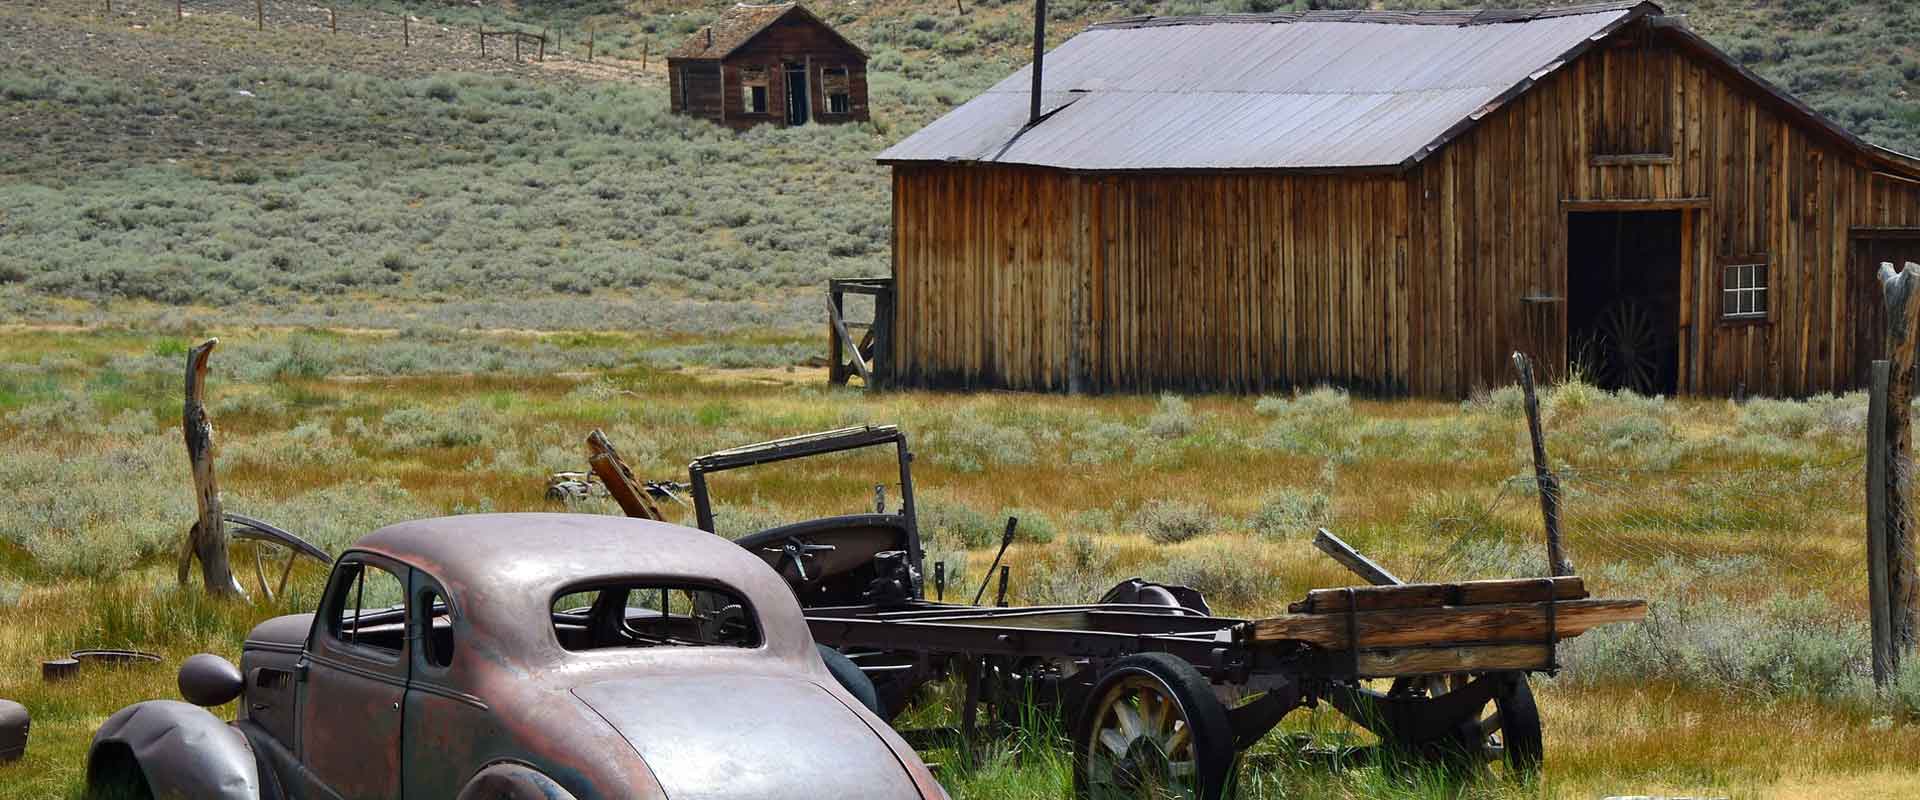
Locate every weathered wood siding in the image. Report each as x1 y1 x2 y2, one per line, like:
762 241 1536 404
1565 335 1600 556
889 26 1920 396
1418 36 1920 396
671 15 867 129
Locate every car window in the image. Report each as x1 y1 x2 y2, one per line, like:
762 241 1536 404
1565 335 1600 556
551 582 761 652
419 586 455 669
331 561 408 655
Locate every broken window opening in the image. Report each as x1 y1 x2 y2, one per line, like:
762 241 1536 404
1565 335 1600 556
823 66 850 115
551 581 762 652
741 65 770 114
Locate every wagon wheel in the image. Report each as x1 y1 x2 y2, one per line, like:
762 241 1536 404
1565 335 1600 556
1343 671 1542 777
1595 300 1663 394
224 513 333 603
1073 653 1236 800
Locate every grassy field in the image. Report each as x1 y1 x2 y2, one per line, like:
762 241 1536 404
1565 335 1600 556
2 327 1918 798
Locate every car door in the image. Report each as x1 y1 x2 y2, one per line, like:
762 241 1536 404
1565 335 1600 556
401 569 500 797
298 554 411 799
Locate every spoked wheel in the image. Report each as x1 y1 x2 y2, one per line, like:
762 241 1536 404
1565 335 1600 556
1595 299 1664 394
1073 653 1236 800
1330 671 1543 778
224 513 333 602
1397 672 1542 775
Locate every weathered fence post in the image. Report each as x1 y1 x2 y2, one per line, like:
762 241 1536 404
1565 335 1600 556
328 7 336 34
1877 261 1920 673
1869 359 1895 687
256 0 263 31
176 0 182 22
587 25 594 62
180 340 242 597
403 15 409 47
642 41 650 69
1513 352 1572 577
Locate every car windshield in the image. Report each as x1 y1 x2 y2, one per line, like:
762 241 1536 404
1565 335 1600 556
551 582 762 651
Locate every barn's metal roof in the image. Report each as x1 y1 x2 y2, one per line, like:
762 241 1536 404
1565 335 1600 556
877 1 1656 170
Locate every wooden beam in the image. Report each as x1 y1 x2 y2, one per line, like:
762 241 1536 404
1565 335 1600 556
1879 261 1920 669
1312 528 1402 587
586 429 664 522
1869 359 1894 686
1246 599 1648 649
1514 352 1572 576
827 294 873 384
1354 643 1555 678
1289 576 1588 615
180 339 242 596
1559 197 1711 211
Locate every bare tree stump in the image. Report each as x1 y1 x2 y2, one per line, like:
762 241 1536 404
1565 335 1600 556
179 339 243 597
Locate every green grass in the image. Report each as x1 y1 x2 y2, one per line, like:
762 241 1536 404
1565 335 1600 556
2 329 1917 798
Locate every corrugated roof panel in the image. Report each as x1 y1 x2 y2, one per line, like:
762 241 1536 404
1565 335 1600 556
877 2 1653 169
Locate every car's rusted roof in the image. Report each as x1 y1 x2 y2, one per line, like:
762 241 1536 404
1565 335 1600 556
349 513 818 668
877 1 1654 170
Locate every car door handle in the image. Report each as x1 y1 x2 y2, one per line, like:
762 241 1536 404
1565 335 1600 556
392 701 401 711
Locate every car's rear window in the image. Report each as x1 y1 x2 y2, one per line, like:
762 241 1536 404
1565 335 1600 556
551 582 762 651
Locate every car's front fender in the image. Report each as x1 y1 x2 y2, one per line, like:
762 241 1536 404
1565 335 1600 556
88 700 259 800
456 762 583 800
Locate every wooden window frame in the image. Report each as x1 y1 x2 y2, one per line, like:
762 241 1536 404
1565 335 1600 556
1718 255 1771 326
740 65 770 115
822 66 851 116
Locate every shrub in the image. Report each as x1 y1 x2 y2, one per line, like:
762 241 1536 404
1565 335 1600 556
1249 487 1330 540
1000 507 1056 544
918 492 997 549
1145 394 1196 439
1132 499 1217 544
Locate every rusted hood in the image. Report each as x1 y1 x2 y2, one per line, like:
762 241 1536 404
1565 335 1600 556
572 674 922 800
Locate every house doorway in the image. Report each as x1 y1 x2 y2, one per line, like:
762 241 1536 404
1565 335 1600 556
784 63 809 125
1566 210 1684 395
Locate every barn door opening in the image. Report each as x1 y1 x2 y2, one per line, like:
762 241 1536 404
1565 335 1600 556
1852 230 1920 384
784 62 809 125
1566 210 1684 395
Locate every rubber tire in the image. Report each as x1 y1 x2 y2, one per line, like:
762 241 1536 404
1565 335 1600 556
1072 653 1237 800
457 764 579 800
818 644 883 716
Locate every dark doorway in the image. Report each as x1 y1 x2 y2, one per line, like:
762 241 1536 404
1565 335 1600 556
784 63 809 126
1566 210 1684 394
1852 231 1920 383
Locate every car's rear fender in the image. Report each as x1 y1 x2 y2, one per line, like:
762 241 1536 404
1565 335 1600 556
88 700 259 800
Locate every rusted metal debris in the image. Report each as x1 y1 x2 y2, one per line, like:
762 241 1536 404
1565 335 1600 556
0 699 26 764
41 650 160 683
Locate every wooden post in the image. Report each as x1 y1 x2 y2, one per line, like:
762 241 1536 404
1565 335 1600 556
176 0 182 22
479 24 485 58
329 8 336 33
1513 352 1572 577
180 340 242 597
1877 261 1920 670
586 430 665 522
827 285 846 386
1312 529 1403 586
587 25 594 62
1869 359 1895 687
642 41 649 69
105 0 111 15
538 30 545 62
403 15 409 47
514 32 520 62
256 0 262 31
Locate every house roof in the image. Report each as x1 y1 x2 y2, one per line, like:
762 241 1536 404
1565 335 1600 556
668 3 865 61
876 1 1920 174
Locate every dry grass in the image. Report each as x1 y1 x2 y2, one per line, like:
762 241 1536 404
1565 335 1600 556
0 327 1913 798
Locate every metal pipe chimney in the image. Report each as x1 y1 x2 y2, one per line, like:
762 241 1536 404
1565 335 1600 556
1029 0 1046 125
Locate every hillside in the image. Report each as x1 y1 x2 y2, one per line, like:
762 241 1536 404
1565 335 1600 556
2 0 1917 332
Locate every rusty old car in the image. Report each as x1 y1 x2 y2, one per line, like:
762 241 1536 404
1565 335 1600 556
85 513 947 800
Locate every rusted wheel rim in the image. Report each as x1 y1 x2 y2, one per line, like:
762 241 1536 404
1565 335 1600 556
1083 674 1199 798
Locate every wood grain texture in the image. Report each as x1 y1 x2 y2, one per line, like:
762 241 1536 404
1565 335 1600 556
888 23 1920 396
1290 576 1587 615
1246 599 1648 649
1353 643 1555 678
181 339 241 596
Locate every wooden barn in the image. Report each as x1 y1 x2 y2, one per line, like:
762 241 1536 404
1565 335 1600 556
874 1 1920 397
667 3 869 129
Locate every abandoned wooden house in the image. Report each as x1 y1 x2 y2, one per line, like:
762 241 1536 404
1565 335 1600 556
873 0 1920 397
667 3 868 129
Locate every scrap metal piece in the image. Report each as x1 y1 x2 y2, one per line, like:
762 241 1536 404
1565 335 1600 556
0 699 26 764
40 659 78 683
